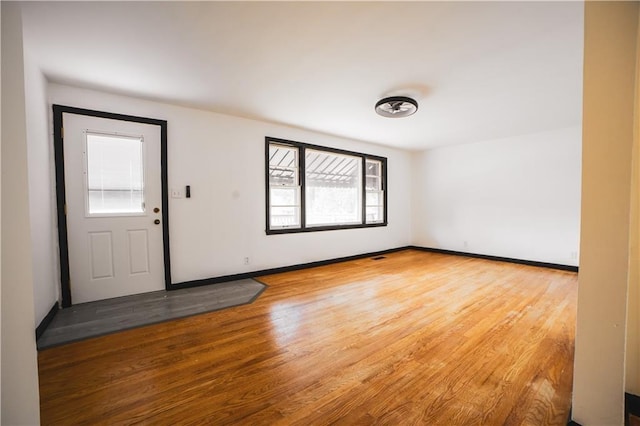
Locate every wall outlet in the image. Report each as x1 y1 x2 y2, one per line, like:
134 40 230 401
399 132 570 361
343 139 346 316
171 188 183 198
244 257 250 265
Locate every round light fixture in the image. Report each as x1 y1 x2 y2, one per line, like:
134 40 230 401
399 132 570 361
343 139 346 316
375 96 418 118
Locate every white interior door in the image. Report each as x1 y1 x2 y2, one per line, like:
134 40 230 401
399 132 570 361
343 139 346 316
63 113 164 304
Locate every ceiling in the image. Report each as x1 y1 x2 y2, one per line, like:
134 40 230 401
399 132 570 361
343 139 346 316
21 1 584 151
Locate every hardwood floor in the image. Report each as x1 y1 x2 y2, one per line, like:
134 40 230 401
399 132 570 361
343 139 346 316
38 249 577 425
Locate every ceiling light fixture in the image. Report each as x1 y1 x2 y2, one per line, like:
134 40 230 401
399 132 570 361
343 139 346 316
375 96 418 118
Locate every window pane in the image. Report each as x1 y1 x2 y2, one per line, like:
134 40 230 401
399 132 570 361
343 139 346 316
306 149 362 226
365 159 382 191
269 144 298 186
366 191 381 206
269 142 300 230
86 133 144 214
366 206 383 223
270 206 300 228
365 159 384 224
366 160 380 176
270 187 299 206
366 176 380 191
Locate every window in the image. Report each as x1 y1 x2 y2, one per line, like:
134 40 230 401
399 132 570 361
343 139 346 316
365 159 384 224
85 132 145 215
266 137 387 234
268 143 301 228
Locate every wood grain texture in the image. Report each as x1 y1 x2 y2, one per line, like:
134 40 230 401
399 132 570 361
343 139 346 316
38 249 577 425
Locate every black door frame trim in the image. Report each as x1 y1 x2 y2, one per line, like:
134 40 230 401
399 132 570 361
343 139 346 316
53 105 171 308
626 392 640 426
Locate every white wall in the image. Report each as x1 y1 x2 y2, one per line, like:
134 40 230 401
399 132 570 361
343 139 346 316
49 84 413 284
1 2 41 424
411 126 582 266
24 52 59 325
573 2 639 424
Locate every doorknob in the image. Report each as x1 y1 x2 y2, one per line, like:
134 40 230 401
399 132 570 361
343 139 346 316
154 219 160 225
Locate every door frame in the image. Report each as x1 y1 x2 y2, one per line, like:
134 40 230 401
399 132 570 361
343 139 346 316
53 105 171 307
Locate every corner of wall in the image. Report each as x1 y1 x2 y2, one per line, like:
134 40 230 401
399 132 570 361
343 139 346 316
625 3 640 397
408 128 582 265
24 50 60 326
1 2 42 424
573 2 639 424
408 149 423 246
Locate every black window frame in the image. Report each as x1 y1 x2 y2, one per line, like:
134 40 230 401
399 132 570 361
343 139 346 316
265 137 388 235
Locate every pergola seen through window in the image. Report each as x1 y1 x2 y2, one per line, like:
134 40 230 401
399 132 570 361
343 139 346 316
266 137 387 234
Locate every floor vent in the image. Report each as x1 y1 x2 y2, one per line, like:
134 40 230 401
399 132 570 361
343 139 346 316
372 256 386 260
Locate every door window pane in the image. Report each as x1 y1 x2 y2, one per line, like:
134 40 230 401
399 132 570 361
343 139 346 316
86 133 144 215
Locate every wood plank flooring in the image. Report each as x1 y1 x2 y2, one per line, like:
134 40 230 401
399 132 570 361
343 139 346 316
38 249 577 425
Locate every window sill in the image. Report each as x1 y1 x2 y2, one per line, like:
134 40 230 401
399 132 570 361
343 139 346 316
266 222 387 235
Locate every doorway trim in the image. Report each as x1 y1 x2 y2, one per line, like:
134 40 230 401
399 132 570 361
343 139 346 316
53 105 171 308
